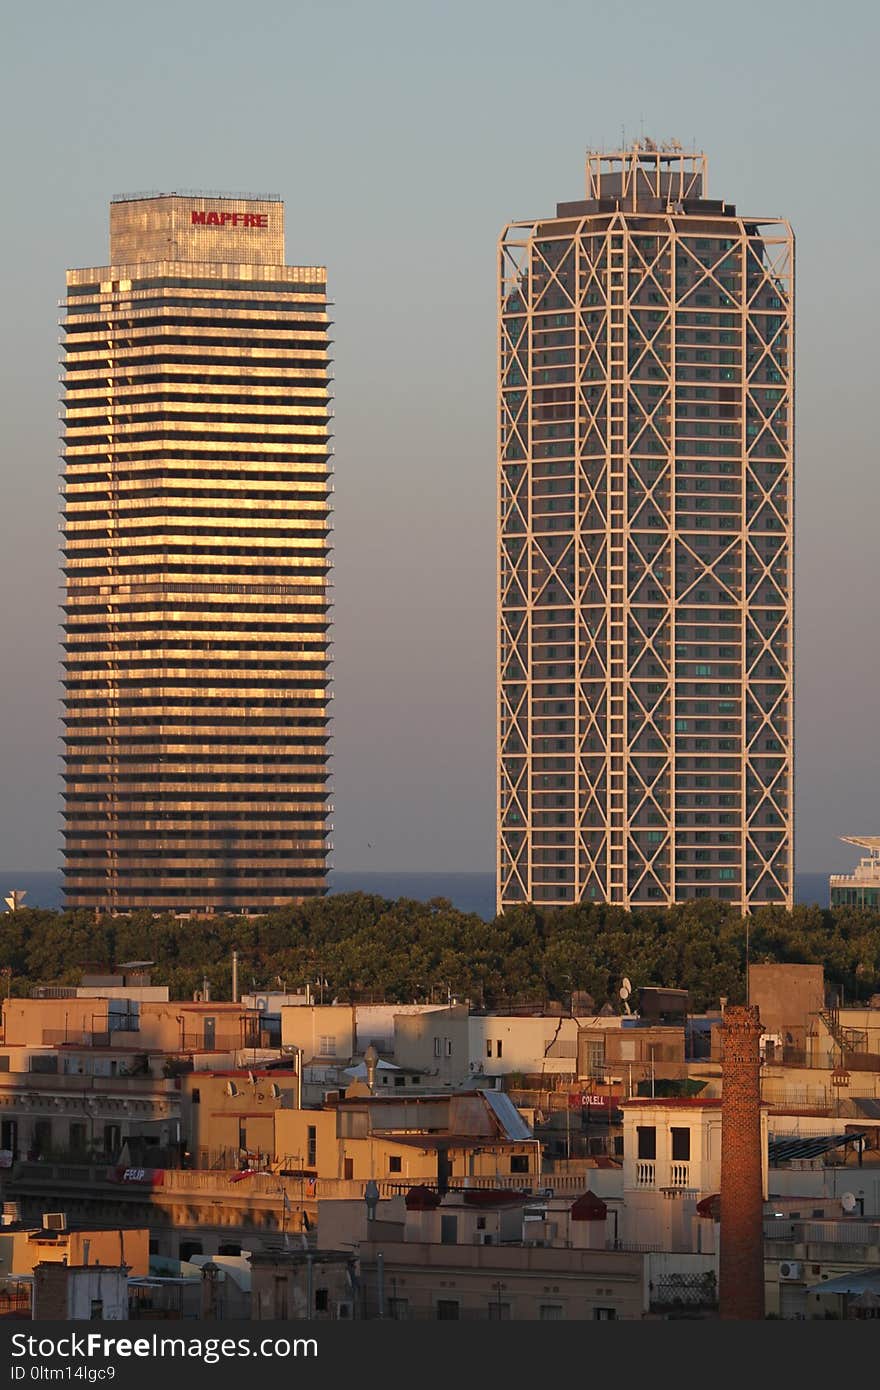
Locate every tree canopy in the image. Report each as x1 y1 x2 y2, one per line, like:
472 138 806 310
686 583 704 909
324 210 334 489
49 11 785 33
1 894 878 1012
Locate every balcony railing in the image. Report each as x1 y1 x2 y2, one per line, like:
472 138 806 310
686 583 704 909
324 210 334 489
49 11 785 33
636 1159 656 1187
179 1032 258 1052
669 1161 690 1188
43 1029 112 1048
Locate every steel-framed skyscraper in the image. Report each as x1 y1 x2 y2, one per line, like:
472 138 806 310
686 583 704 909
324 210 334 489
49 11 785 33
498 144 793 913
62 193 332 912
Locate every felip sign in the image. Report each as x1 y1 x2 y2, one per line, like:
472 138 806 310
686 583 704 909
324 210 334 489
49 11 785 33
191 209 268 228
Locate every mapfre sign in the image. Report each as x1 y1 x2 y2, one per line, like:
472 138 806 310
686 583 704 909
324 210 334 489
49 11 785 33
191 210 268 228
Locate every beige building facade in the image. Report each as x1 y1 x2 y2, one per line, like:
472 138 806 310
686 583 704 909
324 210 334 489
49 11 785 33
0 1222 148 1280
273 1092 541 1184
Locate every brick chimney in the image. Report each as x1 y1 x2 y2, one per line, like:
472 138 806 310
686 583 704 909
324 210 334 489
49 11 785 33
719 1004 764 1319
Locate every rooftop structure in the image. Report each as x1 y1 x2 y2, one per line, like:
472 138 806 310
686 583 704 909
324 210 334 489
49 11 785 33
831 837 880 909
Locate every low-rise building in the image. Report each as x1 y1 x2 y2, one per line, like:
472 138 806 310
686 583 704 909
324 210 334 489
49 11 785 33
0 983 282 1170
618 1095 767 1256
350 1188 650 1320
0 1213 149 1279
764 1212 880 1317
250 1248 357 1320
32 1262 129 1321
273 1090 541 1187
393 1006 584 1086
180 1069 300 1170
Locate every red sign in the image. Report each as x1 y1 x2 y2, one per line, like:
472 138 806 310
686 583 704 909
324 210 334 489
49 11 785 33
108 1166 165 1186
191 210 268 228
568 1093 619 1112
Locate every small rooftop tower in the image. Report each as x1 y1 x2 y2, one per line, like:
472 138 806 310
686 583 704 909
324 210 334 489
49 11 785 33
585 139 707 209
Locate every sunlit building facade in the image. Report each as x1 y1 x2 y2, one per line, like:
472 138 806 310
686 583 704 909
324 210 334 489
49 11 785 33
498 145 793 913
62 193 332 912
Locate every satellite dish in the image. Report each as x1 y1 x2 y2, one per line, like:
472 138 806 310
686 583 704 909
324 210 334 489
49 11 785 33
841 1192 858 1213
621 977 632 995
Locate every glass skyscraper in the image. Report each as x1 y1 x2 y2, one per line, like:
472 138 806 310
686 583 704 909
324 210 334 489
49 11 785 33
62 194 332 912
497 145 793 913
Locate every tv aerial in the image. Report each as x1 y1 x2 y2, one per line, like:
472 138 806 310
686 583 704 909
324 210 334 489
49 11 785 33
619 977 633 1015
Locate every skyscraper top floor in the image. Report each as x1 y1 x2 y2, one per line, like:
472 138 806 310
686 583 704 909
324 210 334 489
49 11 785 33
582 141 709 210
107 191 286 266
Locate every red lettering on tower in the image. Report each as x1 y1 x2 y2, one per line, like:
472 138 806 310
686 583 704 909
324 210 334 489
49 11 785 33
190 208 269 230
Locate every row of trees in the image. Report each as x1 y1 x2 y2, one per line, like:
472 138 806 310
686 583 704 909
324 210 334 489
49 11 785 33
2 895 880 1011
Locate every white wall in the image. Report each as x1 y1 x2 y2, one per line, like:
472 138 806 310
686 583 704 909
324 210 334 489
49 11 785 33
467 1017 580 1078
69 1268 128 1320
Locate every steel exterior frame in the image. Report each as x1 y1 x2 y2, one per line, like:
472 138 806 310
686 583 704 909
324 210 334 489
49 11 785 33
497 146 793 915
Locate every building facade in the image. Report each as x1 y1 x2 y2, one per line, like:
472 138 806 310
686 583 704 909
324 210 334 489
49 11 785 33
498 144 793 911
61 193 332 912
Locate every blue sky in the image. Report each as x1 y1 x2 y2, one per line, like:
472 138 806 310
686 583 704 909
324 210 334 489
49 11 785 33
0 0 877 874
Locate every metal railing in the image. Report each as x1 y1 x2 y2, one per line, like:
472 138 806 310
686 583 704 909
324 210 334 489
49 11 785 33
110 189 282 204
9 1163 598 1205
179 1033 254 1052
42 1029 112 1048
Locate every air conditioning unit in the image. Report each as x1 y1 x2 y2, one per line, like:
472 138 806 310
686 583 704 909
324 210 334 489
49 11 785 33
336 1301 353 1319
475 1231 494 1246
779 1261 803 1281
42 1213 67 1233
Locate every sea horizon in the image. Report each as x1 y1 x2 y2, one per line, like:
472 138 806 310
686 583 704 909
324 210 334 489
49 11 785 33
1 868 833 920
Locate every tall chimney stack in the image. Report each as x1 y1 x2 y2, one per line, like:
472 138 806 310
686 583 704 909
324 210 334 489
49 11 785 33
719 1004 764 1319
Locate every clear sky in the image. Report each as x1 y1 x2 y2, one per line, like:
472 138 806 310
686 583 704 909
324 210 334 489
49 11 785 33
0 0 877 876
